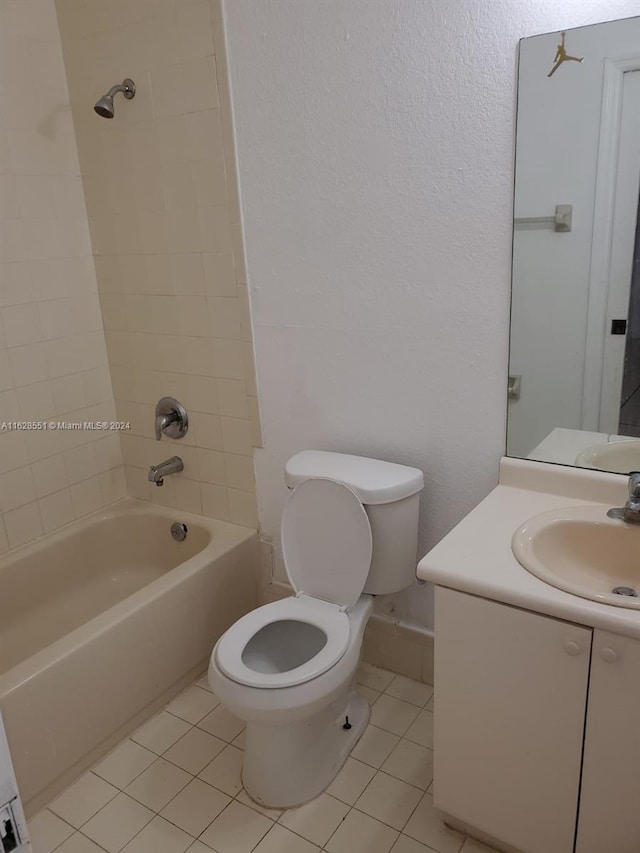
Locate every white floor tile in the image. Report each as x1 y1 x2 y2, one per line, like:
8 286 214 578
53 833 107 853
357 663 396 692
460 839 501 852
195 674 214 693
120 815 194 853
235 788 283 820
131 711 192 755
326 757 376 805
325 808 398 853
351 725 399 768
381 740 433 790
165 685 220 724
125 757 192 812
199 801 273 853
82 793 154 853
425 695 434 712
163 727 227 775
232 729 246 750
253 824 320 853
403 710 434 749
198 744 243 796
403 794 464 853
49 771 119 828
358 685 382 705
279 792 349 846
28 810 74 853
186 842 215 853
391 835 435 853
371 695 421 737
197 706 245 742
355 771 422 831
92 740 157 790
385 676 433 708
161 778 230 837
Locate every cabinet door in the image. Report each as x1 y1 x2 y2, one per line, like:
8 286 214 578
434 587 591 853
576 629 640 853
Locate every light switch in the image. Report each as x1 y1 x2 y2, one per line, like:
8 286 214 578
0 803 19 852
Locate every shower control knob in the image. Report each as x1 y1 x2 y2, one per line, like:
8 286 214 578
155 397 189 440
563 640 581 656
600 647 618 664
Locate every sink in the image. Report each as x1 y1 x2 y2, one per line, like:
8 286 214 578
512 505 640 609
575 439 640 474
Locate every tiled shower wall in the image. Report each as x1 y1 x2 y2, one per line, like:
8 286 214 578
56 0 260 527
0 0 124 554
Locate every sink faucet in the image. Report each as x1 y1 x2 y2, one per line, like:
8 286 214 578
607 472 640 523
148 456 183 487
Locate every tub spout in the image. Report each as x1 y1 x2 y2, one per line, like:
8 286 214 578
148 456 183 486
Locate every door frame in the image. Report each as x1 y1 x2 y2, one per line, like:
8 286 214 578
582 54 640 431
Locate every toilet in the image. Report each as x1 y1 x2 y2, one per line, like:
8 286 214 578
208 450 424 808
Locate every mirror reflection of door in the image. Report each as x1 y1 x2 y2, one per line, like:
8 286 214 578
619 184 640 437
600 68 640 435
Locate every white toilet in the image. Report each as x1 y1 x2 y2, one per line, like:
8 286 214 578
208 450 424 808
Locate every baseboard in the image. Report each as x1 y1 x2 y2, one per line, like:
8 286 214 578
263 581 434 685
443 812 523 853
363 612 434 684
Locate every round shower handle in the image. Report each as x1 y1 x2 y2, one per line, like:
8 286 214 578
155 397 189 441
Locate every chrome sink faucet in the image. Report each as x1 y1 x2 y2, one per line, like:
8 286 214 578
148 456 183 487
607 472 640 523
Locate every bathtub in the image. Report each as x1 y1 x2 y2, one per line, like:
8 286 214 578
0 498 259 814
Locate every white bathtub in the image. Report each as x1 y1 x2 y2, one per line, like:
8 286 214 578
0 498 258 814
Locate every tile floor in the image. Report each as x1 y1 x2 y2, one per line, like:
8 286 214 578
28 664 496 853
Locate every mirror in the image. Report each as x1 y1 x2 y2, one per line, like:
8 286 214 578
508 16 640 474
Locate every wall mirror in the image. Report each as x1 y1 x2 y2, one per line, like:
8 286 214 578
508 16 640 475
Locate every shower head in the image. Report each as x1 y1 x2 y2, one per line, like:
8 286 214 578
94 78 136 119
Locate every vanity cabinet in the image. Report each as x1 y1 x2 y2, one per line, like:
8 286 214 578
575 630 640 853
434 587 591 853
434 587 640 853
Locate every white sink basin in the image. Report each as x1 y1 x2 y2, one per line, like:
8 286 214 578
512 505 640 609
575 439 640 474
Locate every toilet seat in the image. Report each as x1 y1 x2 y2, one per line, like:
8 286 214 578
216 478 373 690
215 595 351 688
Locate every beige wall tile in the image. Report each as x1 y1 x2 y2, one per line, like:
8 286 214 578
52 0 259 528
0 0 124 553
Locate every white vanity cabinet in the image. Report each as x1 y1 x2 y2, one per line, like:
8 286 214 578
434 587 640 853
434 587 591 853
575 629 640 853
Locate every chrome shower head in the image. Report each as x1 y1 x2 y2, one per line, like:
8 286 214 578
94 78 136 119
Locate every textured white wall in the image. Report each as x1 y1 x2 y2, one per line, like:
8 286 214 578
223 0 640 629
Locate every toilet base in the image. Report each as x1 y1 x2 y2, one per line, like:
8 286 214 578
242 686 370 809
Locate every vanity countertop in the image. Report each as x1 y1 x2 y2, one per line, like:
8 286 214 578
417 457 640 639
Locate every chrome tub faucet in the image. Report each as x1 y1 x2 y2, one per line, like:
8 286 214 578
607 472 640 523
148 456 183 487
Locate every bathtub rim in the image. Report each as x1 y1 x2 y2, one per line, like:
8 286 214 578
0 497 257 696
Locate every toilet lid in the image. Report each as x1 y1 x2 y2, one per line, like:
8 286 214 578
281 478 373 609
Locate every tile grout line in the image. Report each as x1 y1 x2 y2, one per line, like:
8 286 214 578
35 665 475 853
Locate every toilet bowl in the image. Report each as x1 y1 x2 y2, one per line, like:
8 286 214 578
209 451 424 808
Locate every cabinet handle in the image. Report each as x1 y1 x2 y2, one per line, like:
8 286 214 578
564 640 581 656
600 647 618 663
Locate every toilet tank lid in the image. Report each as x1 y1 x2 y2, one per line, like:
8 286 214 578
285 451 424 505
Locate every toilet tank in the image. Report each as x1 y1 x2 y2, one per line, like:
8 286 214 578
285 451 424 595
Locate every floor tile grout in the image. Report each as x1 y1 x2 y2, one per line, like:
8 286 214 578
35 665 488 853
